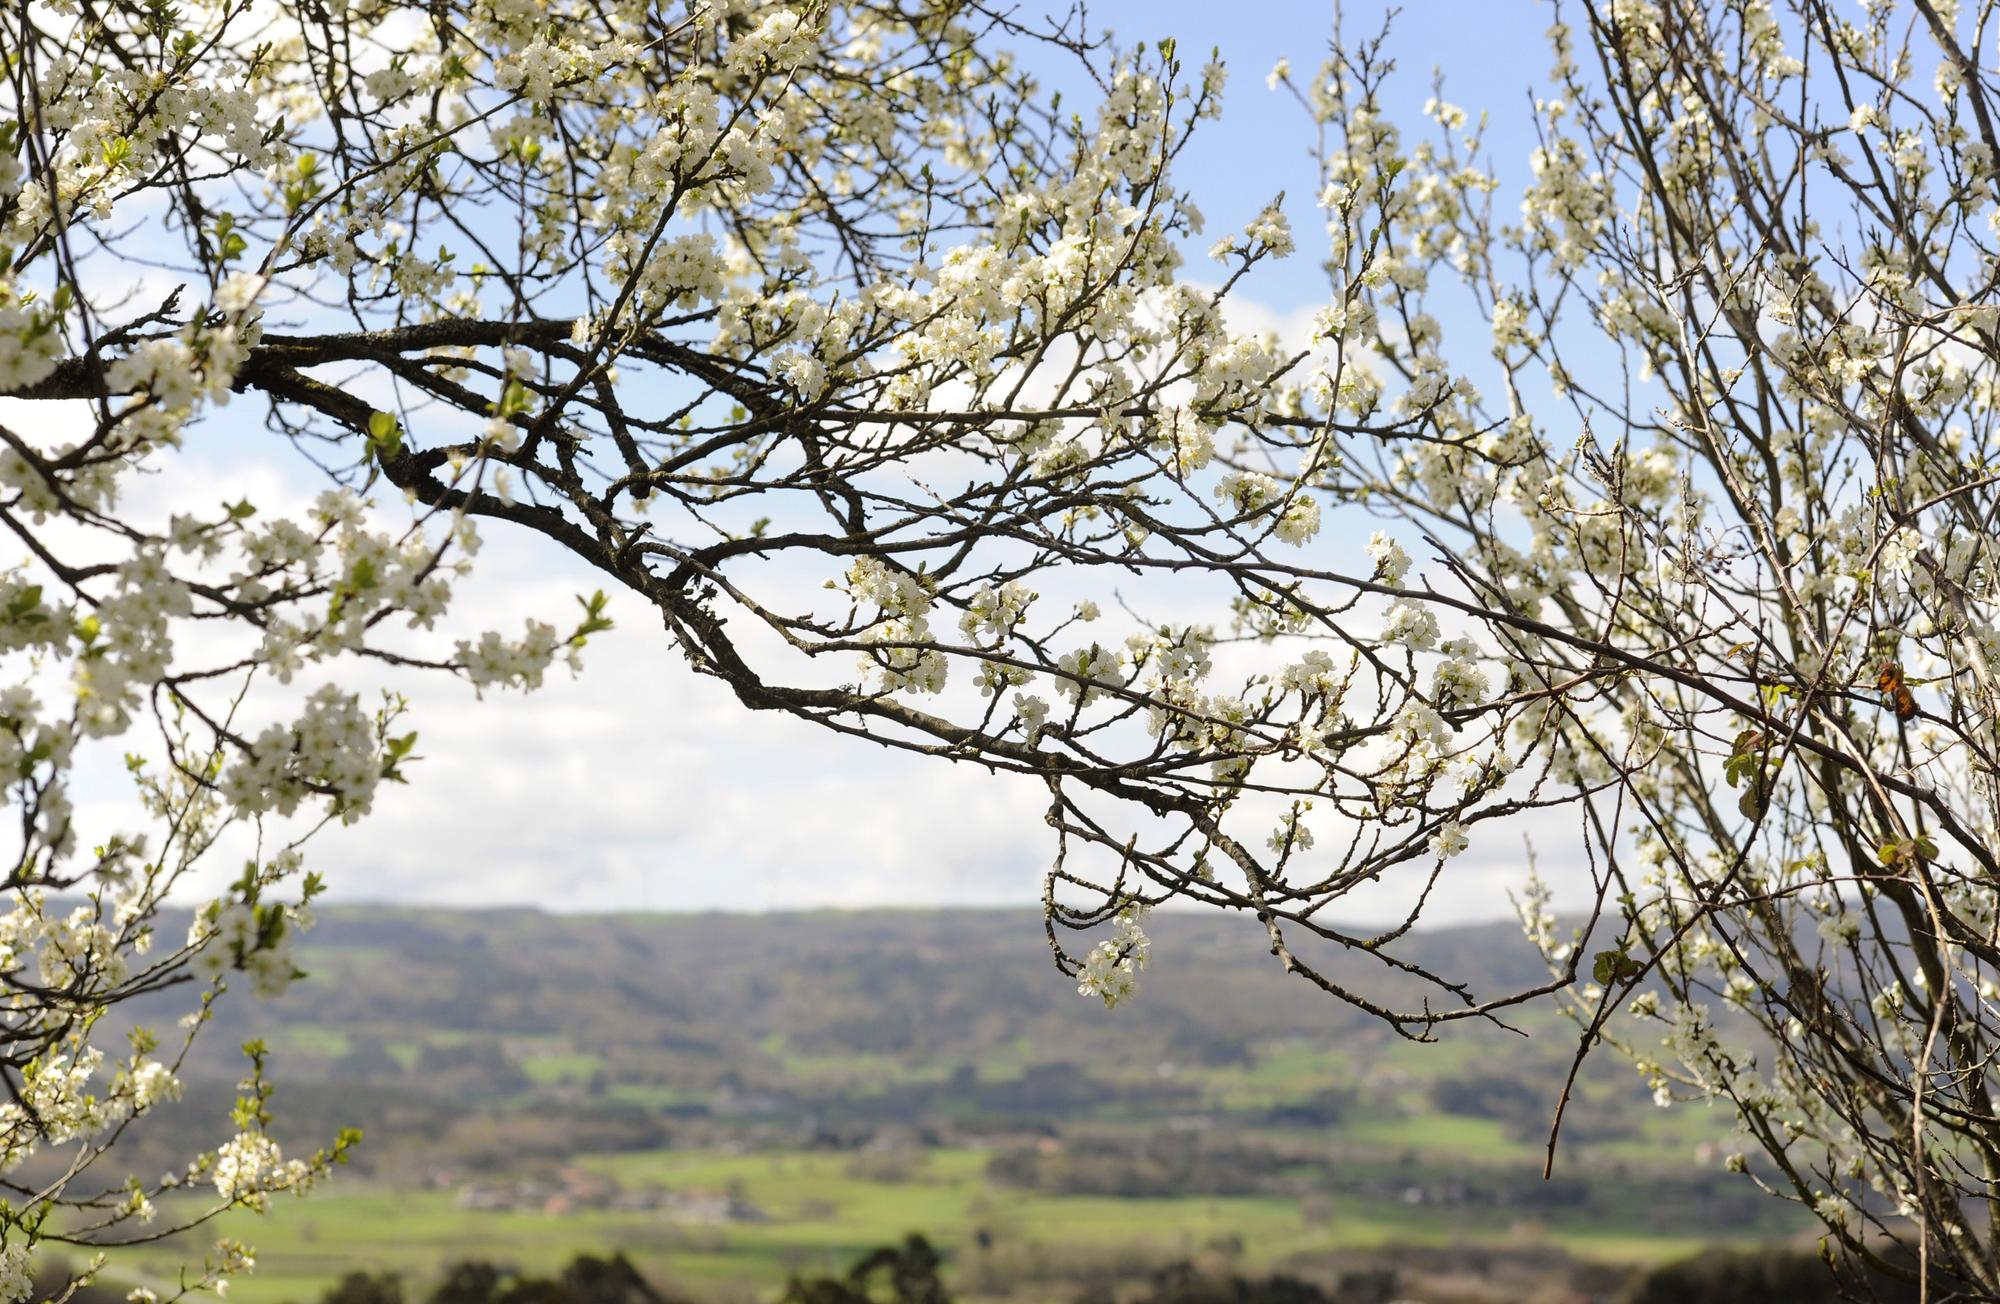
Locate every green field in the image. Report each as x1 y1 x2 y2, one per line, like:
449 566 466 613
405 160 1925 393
93 1141 1774 1304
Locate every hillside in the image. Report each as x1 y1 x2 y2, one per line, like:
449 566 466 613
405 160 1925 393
74 907 1801 1302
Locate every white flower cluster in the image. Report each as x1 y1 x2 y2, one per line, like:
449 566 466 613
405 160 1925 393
1367 532 1413 583
0 1245 29 1304
1428 819 1469 859
0 286 63 393
188 893 308 997
1382 600 1441 650
456 620 572 694
845 557 947 695
213 1131 311 1210
1077 908 1151 1009
1056 642 1124 706
219 686 380 820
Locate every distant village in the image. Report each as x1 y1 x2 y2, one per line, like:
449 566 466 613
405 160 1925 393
452 1165 767 1223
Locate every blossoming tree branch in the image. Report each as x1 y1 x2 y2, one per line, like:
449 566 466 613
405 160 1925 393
4 0 2000 1294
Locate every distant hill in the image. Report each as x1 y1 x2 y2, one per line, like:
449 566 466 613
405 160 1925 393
63 902 1811 1303
208 904 1556 1062
82 906 1593 1170
81 905 1669 1178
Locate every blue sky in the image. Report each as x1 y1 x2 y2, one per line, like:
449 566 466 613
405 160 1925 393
1130 0 1556 311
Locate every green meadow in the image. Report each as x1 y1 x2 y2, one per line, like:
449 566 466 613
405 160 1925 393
102 1145 1749 1304
76 908 1806 1302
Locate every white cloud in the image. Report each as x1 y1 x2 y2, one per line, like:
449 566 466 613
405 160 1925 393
297 585 1054 913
